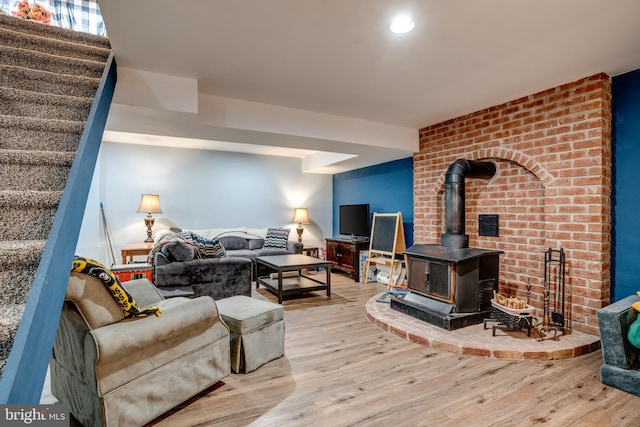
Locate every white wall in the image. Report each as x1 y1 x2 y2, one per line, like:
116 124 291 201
75 142 333 264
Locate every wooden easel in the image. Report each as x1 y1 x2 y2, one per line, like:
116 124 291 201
364 212 406 288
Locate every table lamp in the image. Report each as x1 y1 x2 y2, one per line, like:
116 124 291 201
291 208 310 243
137 194 163 242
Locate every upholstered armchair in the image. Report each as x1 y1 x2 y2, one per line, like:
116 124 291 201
50 272 231 427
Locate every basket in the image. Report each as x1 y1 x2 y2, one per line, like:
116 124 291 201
490 299 534 330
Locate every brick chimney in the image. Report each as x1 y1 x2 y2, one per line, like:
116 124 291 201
413 73 612 335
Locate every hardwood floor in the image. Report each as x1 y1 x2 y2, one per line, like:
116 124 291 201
147 272 639 427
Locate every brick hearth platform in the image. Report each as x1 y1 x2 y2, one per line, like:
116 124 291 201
366 294 601 360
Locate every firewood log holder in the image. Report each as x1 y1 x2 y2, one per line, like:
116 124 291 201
484 302 534 337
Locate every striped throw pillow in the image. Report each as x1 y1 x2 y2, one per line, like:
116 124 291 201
264 227 290 249
181 232 226 258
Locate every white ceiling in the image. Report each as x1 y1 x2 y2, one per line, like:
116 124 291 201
98 0 640 173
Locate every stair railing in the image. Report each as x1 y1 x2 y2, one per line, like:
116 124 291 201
0 53 117 403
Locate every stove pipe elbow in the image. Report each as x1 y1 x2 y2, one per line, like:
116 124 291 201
442 159 496 249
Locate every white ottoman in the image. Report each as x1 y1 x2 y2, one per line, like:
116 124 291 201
216 295 285 373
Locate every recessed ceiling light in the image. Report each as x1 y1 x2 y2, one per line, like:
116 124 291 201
390 14 415 34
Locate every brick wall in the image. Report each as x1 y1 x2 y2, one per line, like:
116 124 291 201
414 74 612 335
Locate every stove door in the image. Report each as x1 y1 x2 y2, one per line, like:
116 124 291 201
407 257 454 304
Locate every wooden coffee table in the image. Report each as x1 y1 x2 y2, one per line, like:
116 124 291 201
256 254 331 304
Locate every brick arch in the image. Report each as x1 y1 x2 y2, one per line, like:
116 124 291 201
426 149 550 311
431 148 555 195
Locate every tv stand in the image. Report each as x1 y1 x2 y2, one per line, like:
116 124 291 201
325 237 369 282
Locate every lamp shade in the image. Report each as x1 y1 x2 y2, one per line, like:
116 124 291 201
291 208 310 224
136 194 163 214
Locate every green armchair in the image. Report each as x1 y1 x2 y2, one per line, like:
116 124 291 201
50 272 231 427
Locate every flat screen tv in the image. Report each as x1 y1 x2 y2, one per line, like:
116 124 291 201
339 204 370 238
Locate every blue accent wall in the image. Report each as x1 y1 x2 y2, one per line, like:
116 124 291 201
612 68 640 301
332 157 414 246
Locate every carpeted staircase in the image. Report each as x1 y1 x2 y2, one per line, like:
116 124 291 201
0 13 111 377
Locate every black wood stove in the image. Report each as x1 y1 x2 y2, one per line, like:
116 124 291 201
391 159 503 330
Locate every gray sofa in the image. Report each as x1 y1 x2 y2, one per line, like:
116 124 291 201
216 234 303 278
154 253 253 300
596 294 640 396
152 228 302 298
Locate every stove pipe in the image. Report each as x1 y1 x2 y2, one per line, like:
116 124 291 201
441 159 496 249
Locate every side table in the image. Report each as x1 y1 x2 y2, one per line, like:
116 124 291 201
302 246 319 258
121 241 154 264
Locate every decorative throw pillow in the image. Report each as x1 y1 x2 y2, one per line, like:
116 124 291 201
162 240 195 262
264 227 290 249
628 293 640 349
71 256 161 318
248 238 265 250
218 236 249 250
180 232 226 258
149 231 194 264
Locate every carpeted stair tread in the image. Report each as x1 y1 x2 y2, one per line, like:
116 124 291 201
0 164 71 191
0 241 46 296
0 114 84 152
0 26 110 63
0 303 27 376
0 241 46 308
0 191 63 240
0 149 75 191
0 64 100 98
0 14 110 50
0 148 75 166
0 190 63 208
0 271 38 306
0 86 92 122
0 45 106 79
0 240 47 268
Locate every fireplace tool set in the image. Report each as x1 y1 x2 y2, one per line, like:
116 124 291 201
486 248 567 341
532 248 567 341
